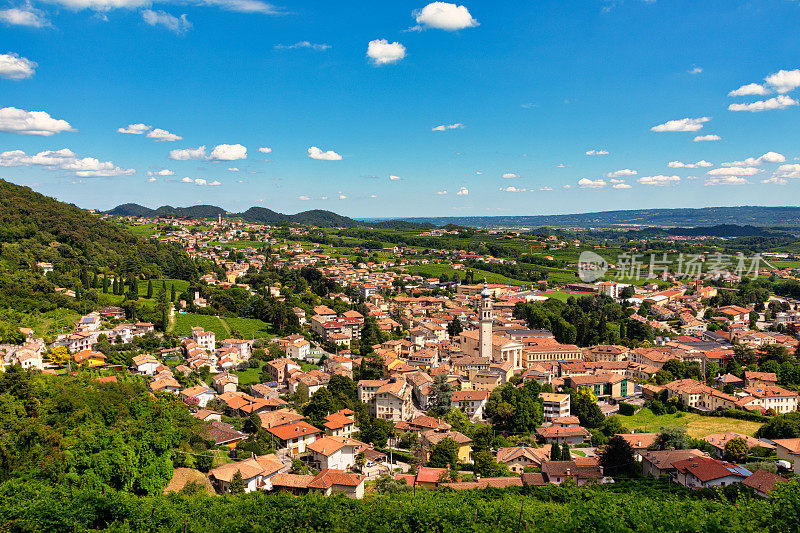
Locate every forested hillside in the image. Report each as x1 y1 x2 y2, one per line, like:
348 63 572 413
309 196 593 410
0 179 197 312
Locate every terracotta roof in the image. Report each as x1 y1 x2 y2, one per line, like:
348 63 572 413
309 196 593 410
271 473 313 489
416 467 448 483
307 469 364 489
520 472 547 486
771 438 800 454
451 390 489 402
307 437 349 456
265 421 320 441
742 469 787 495
672 456 751 482
614 433 658 449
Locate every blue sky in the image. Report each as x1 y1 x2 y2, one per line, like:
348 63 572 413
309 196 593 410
2 0 800 217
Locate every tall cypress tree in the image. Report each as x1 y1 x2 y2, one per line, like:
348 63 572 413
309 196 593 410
102 276 109 294
147 280 153 299
170 284 176 302
550 442 561 461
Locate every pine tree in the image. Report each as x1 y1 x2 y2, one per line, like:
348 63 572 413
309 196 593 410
550 442 561 461
230 470 246 494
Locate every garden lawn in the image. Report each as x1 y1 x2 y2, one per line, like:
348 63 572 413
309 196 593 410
235 367 262 386
622 408 762 438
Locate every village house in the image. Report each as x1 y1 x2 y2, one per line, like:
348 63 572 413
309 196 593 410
671 456 752 489
264 421 321 457
209 454 284 493
540 392 571 422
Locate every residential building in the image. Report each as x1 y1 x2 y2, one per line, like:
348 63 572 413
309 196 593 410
540 392 570 422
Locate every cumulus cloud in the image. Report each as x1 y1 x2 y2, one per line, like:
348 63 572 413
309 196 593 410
209 143 246 160
146 169 174 177
0 6 50 27
412 2 478 31
169 146 207 160
651 116 710 132
298 195 311 200
0 106 74 136
721 152 785 167
258 146 272 154
432 123 464 131
706 176 748 186
728 95 798 112
181 177 193 182
147 128 181 141
499 186 525 192
456 186 468 195
118 123 150 134
585 149 609 155
436 190 447 195
606 169 637 177
389 175 402 180
578 178 606 188
728 83 769 97
0 148 133 177
142 9 191 33
367 39 406 65
613 183 632 189
307 146 342 160
694 134 721 142
668 160 712 169
0 53 37 80
540 186 553 191
209 180 221 186
502 173 519 179
765 69 800 94
274 41 330 50
338 194 347 200
707 166 763 176
638 175 680 186
762 177 788 185
147 176 157 182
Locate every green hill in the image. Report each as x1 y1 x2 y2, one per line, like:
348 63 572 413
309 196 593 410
0 179 197 312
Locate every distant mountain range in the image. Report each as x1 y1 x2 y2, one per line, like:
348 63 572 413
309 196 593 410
105 203 435 229
106 204 800 232
389 206 800 229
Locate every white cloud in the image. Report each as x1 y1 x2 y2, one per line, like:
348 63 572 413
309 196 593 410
258 146 272 154
209 143 246 160
765 69 800 94
638 175 680 186
706 176 748 186
762 177 788 185
338 194 347 200
412 2 478 31
436 190 447 195
563 184 571 189
142 9 191 34
0 148 133 176
274 41 330 50
606 169 637 177
707 166 762 176
668 160 712 169
209 180 221 186
0 6 50 27
721 152 785 167
539 186 553 191
693 134 721 142
228 167 239 171
367 39 406 65
651 116 710 132
432 123 464 131
456 186 468 195
585 149 609 155
146 128 181 142
728 83 769 97
307 146 342 160
578 178 606 188
0 53 37 80
688 66 703 75
499 186 525 192
298 195 311 200
556 163 568 168
389 175 402 180
0 106 74 136
118 123 150 134
728 95 798 112
502 173 519 179
181 177 193 182
613 183 632 189
147 177 156 182
169 146 207 160
197 0 280 14
778 164 800 173
194 178 207 186
147 169 173 176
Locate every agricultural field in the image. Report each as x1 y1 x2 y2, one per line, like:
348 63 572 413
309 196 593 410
402 264 529 286
122 223 157 237
172 313 230 338
138 278 190 299
223 317 272 340
621 407 762 438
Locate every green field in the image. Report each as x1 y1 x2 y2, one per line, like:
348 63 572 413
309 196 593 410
770 260 800 269
172 313 230 338
622 407 763 438
138 278 190 299
235 367 262 386
539 291 587 302
223 317 273 340
403 264 529 286
124 223 157 237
